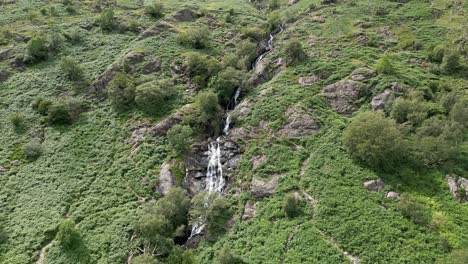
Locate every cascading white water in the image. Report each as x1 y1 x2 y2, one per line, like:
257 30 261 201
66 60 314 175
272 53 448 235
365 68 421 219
223 114 231 135
206 138 225 193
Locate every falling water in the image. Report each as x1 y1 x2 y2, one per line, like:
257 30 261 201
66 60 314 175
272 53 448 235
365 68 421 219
206 138 225 193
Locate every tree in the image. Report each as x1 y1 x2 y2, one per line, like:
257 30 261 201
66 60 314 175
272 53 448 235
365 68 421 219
441 51 461 73
284 39 306 65
195 90 221 129
209 67 245 106
375 53 395 74
190 193 232 237
135 83 165 114
215 245 245 264
8 113 25 129
56 220 81 250
60 57 84 81
235 39 257 70
26 36 48 62
177 28 211 49
108 72 135 111
343 111 405 170
186 52 221 87
397 194 430 226
167 124 193 156
283 193 302 218
145 1 164 18
22 141 42 159
48 102 72 125
131 254 160 264
98 8 115 31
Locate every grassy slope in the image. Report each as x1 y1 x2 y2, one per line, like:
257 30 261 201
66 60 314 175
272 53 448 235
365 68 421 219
0 0 466 263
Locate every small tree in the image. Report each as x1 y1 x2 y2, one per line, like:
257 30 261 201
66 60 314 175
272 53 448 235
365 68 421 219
284 39 306 65
209 67 245 105
441 51 461 73
60 57 84 81
283 193 302 218
196 90 221 125
47 28 65 52
375 53 395 74
343 111 405 170
48 102 72 125
177 28 211 49
98 8 115 31
145 1 164 18
397 194 430 226
108 72 135 112
215 245 244 264
135 83 165 114
131 254 160 264
32 96 53 115
8 113 25 129
56 220 81 250
167 124 193 156
26 36 48 62
22 141 42 159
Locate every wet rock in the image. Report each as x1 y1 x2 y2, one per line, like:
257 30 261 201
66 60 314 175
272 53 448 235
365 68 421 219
447 175 468 203
242 200 256 220
251 175 280 198
371 89 393 111
321 80 365 116
299 75 320 86
92 63 120 92
150 105 190 137
158 160 176 195
278 107 320 137
142 59 161 74
363 179 385 192
0 48 11 61
172 8 200 22
0 68 11 82
386 191 400 199
350 68 375 82
231 100 251 121
250 59 271 86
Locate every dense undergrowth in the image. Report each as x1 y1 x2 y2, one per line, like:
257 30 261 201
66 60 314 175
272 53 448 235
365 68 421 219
0 0 467 263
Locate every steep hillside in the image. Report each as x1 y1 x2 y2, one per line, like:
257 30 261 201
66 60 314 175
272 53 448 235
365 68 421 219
0 0 467 264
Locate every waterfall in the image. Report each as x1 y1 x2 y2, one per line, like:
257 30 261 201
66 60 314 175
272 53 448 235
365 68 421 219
206 138 225 193
223 114 231 135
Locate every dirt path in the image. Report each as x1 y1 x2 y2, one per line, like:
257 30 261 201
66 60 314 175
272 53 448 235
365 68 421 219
36 240 53 264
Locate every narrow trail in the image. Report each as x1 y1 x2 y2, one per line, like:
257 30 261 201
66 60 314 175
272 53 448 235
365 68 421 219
316 228 360 264
36 240 53 264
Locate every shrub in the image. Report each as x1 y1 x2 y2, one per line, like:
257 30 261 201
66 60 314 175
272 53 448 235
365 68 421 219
134 83 165 114
441 51 461 73
241 27 267 42
186 53 221 87
397 194 430 226
26 36 48 62
131 255 159 264
375 53 395 74
22 141 42 159
32 96 53 115
267 11 281 31
48 102 72 125
66 27 83 43
47 27 65 51
8 113 25 129
268 0 280 10
191 193 232 237
145 1 164 18
177 28 211 49
284 39 306 65
343 111 405 170
65 98 85 121
56 220 81 250
167 124 193 156
428 44 445 63
98 8 115 31
60 57 84 81
209 67 246 105
283 193 302 218
215 245 245 264
107 72 135 111
196 90 221 125
235 39 257 70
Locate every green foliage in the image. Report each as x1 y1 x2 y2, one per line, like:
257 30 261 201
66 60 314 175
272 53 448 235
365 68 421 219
8 112 25 129
343 111 405 170
166 247 195 264
397 194 430 226
195 90 221 130
177 28 211 49
135 83 165 114
108 72 135 112
145 1 164 18
60 57 84 81
375 53 395 74
190 193 232 237
283 193 303 218
48 102 72 125
428 44 445 63
284 39 306 65
186 53 221 87
132 254 160 264
22 141 42 159
47 27 65 52
267 11 281 31
25 36 48 62
215 245 245 264
209 67 246 105
32 96 53 115
441 51 461 73
167 124 193 156
98 8 115 31
235 39 257 70
56 220 81 250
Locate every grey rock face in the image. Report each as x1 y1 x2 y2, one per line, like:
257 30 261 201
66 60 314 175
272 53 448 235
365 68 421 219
371 89 393 111
92 63 120 91
299 75 320 86
150 105 190 137
321 80 365 116
0 68 11 82
142 59 161 74
363 179 385 192
158 160 176 195
386 191 400 199
125 52 145 64
447 176 468 203
242 200 256 220
277 107 320 137
350 68 375 82
0 48 11 61
172 9 200 22
251 175 280 198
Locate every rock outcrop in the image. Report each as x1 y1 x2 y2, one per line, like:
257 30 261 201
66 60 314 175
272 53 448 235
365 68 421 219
363 179 385 192
0 48 11 61
350 68 375 82
371 89 393 111
277 107 320 137
92 63 120 92
0 68 11 82
299 75 320 86
171 8 200 22
385 191 400 199
321 80 365 116
142 59 161 74
158 160 176 195
447 176 468 203
242 200 256 220
251 175 280 198
150 104 190 137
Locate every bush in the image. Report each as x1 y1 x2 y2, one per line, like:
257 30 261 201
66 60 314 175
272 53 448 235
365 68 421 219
131 255 159 264
47 28 65 52
397 194 430 226
98 8 115 31
8 113 25 129
60 57 84 81
66 27 83 43
284 39 306 65
191 193 232 237
267 11 281 31
32 96 53 115
186 53 221 87
22 141 42 159
26 36 48 62
108 72 135 112
135 83 165 114
215 245 245 264
428 44 445 63
167 125 193 156
196 90 221 125
145 1 164 18
48 102 72 125
283 193 302 218
343 111 405 170
235 39 257 70
56 220 81 250
441 51 461 73
209 67 246 105
177 28 211 49
241 27 267 42
375 53 395 74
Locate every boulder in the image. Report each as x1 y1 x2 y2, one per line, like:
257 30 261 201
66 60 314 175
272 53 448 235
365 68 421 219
299 75 320 86
158 160 176 195
128 126 149 146
251 175 280 198
371 89 393 111
363 179 384 192
224 31 235 40
229 127 258 143
278 107 320 137
350 68 375 82
172 8 200 22
80 22 93 31
386 191 400 199
125 52 145 64
447 176 468 203
8 56 25 70
0 166 7 174
142 59 161 74
92 63 120 91
139 22 173 40
0 48 11 61
289 0 299 5
321 80 365 116
242 200 256 220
